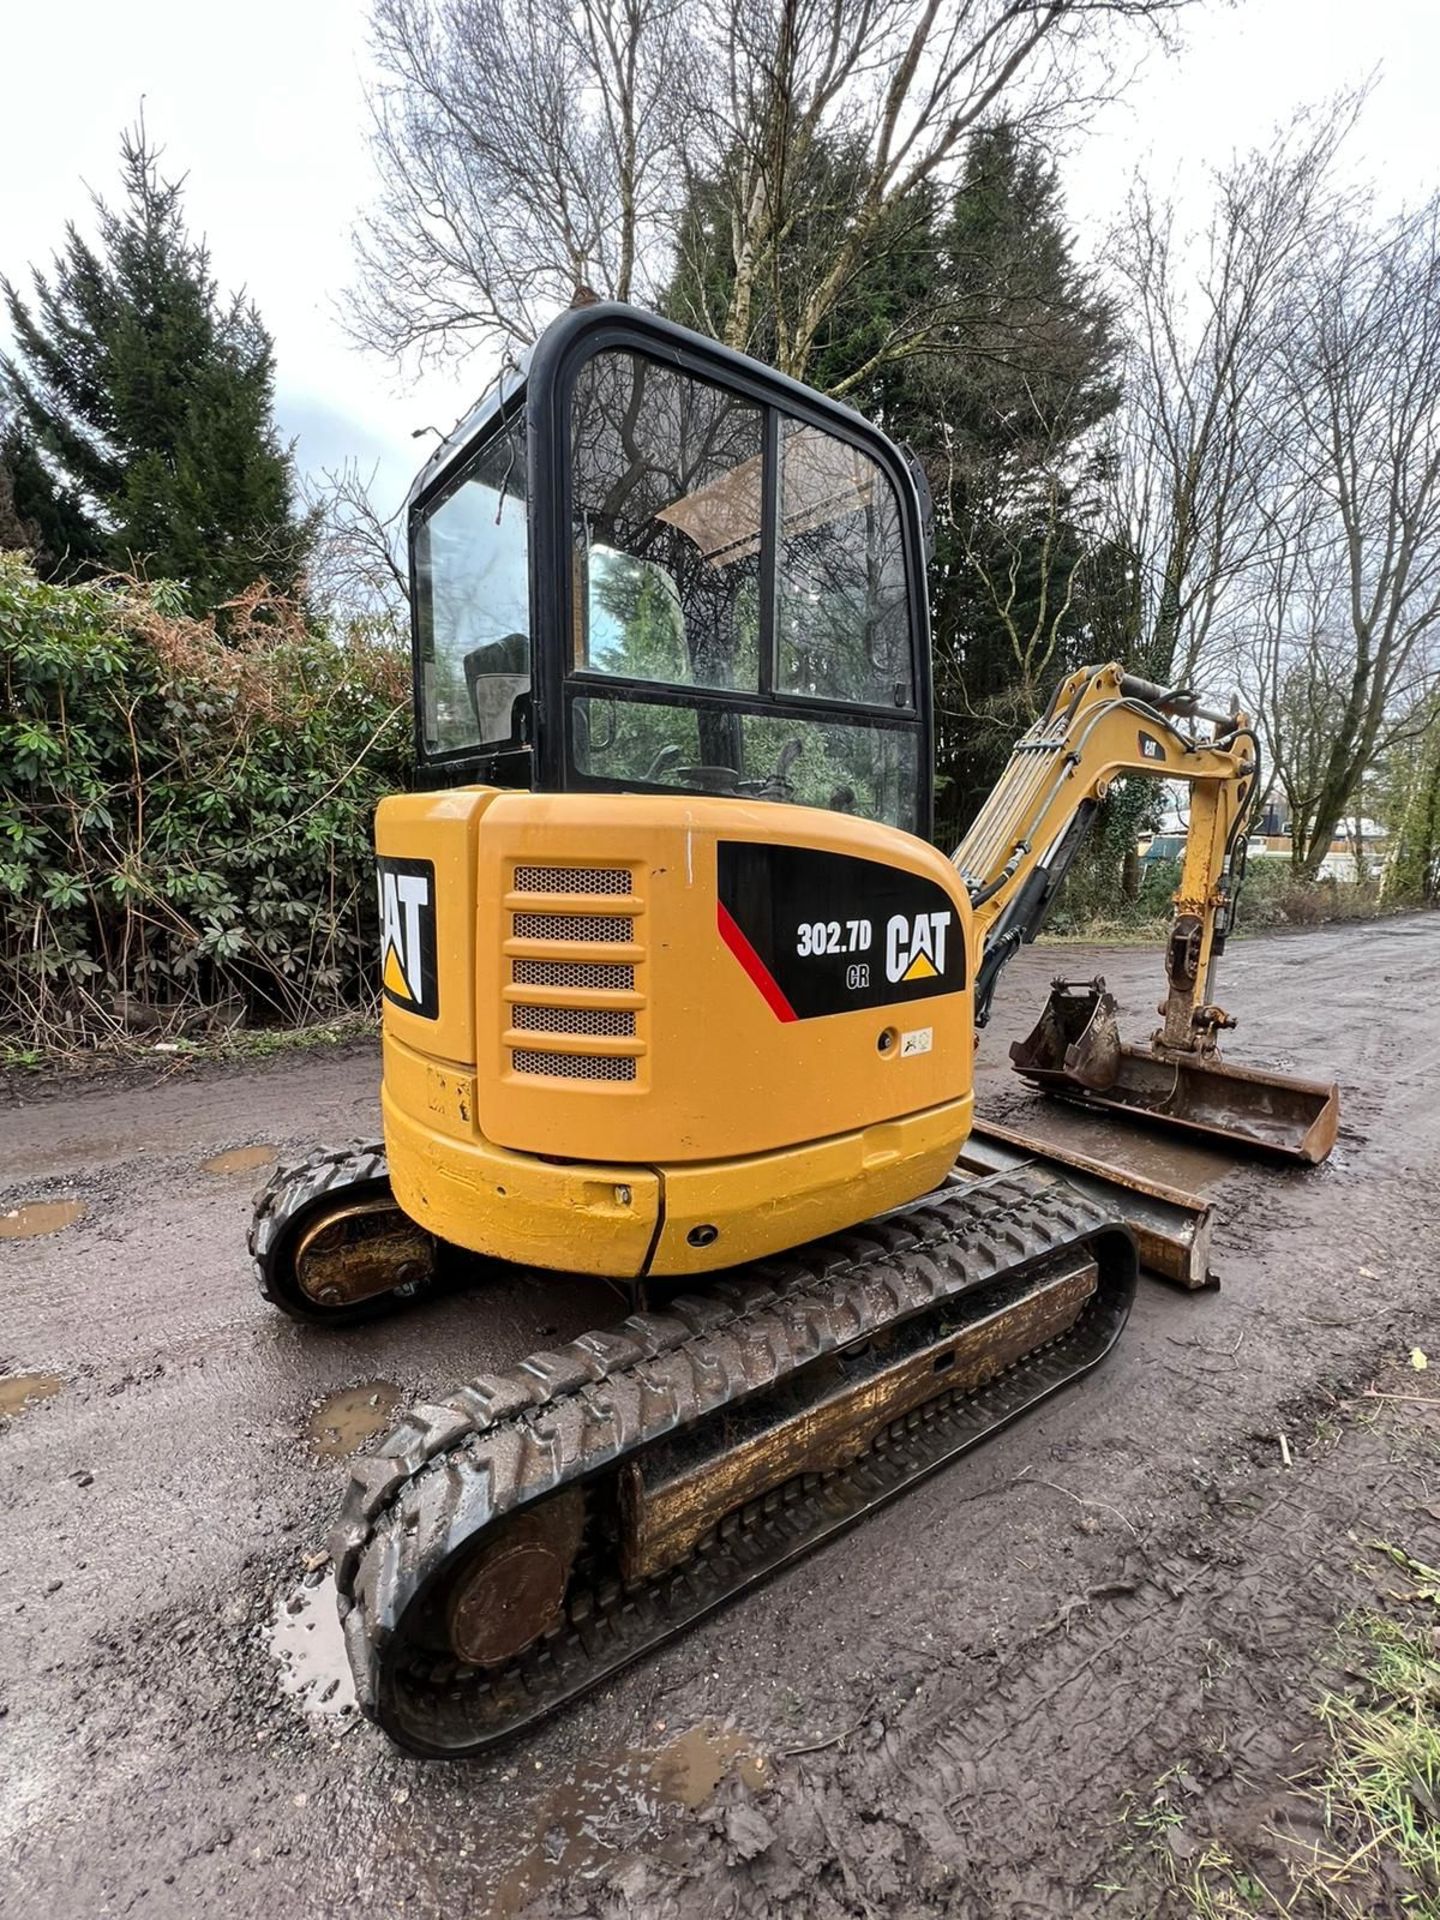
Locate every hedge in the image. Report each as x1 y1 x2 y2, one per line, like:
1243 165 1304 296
0 554 412 1050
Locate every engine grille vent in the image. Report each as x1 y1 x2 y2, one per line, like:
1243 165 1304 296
513 865 632 895
512 958 635 991
511 1004 636 1037
506 857 643 1086
512 1049 637 1082
512 911 632 944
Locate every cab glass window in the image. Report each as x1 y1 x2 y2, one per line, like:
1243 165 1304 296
570 693 919 830
571 353 763 692
776 418 912 708
413 417 529 756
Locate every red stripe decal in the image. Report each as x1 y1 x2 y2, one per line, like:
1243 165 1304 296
717 901 798 1023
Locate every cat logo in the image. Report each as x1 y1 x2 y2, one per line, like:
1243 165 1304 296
885 909 953 985
377 856 438 1019
1138 729 1166 762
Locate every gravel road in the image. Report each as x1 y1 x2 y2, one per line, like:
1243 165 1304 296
3 916 1437 1918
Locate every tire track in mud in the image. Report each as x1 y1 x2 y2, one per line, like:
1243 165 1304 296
532 1347 1440 1920
833 1496 1348 1914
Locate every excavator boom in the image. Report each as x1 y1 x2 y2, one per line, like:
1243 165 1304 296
955 664 1339 1162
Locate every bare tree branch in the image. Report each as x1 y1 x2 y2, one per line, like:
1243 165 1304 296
303 461 409 620
1103 92 1365 685
350 0 1189 383
1246 195 1440 872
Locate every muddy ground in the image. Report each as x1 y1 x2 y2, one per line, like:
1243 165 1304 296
2 916 1438 1918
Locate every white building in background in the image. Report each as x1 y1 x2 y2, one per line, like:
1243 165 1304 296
1137 782 1387 882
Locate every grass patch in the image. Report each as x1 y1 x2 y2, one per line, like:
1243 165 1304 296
1106 1773 1282 1915
0 1044 46 1073
1107 1534 1440 1918
1293 1592 1440 1914
193 1012 377 1064
0 1010 377 1085
1172 1846 1275 1918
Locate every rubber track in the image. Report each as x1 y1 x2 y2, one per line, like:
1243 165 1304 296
248 1142 392 1320
331 1168 1135 1757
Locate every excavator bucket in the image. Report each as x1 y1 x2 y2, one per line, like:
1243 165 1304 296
1009 977 1126 1093
1010 979 1340 1166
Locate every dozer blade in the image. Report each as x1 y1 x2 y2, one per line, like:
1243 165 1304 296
1010 980 1339 1166
956 1118 1215 1289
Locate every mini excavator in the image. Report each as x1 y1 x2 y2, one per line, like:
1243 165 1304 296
249 304 1338 1756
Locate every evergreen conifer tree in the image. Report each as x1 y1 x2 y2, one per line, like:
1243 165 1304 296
1 127 311 609
885 125 1123 839
0 413 95 570
0 439 30 556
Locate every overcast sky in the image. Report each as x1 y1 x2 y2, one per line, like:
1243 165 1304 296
2 0 1435 521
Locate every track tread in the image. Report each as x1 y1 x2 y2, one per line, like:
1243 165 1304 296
248 1141 428 1324
334 1168 1137 1754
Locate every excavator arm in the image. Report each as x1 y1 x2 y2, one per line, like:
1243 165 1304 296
952 663 1338 1163
956 662 1258 1041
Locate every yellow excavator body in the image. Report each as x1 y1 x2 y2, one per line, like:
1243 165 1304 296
375 787 974 1276
249 300 1339 1757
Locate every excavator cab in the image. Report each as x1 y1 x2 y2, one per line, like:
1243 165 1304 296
380 305 978 1285
407 304 934 834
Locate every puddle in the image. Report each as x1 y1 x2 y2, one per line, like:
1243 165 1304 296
1017 1109 1236 1194
201 1144 278 1176
306 1381 403 1460
650 1724 768 1808
0 1199 86 1239
492 1722 768 1917
0 1372 64 1418
268 1572 357 1717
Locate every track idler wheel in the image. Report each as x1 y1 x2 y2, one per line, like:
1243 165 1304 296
250 1146 439 1326
293 1201 434 1313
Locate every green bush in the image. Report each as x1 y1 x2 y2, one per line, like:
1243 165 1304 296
1045 853 1182 936
1234 859 1384 929
0 554 412 1049
1044 843 1391 940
